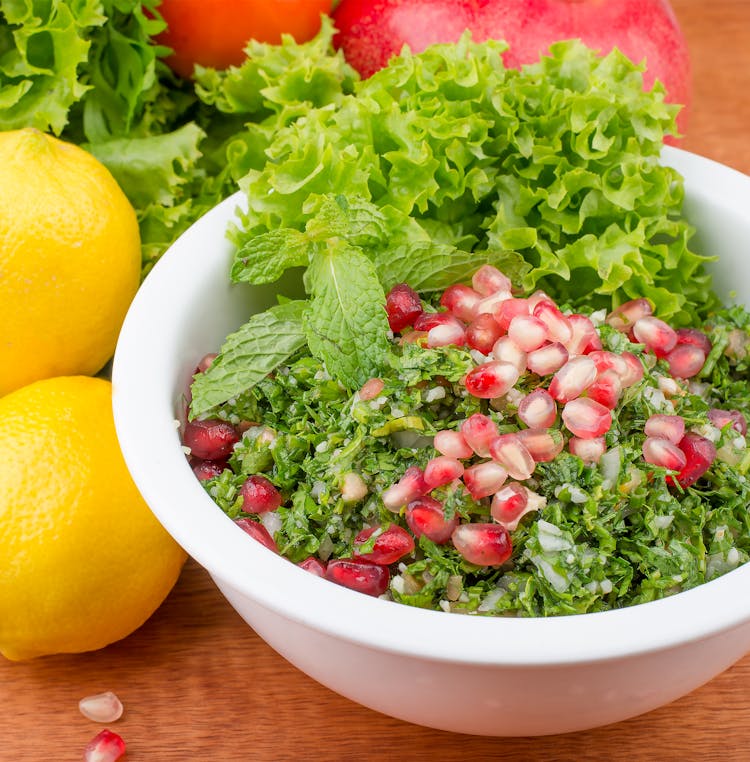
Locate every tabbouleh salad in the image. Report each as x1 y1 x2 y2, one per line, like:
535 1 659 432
180 28 750 616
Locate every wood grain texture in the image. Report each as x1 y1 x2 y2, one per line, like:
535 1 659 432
2 3 749 759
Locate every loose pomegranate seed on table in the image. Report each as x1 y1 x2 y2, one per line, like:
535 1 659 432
83 729 126 762
78 692 124 724
187 260 749 617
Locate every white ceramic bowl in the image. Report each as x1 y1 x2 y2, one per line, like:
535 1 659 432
112 146 750 737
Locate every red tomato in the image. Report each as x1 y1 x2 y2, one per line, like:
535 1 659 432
156 0 334 79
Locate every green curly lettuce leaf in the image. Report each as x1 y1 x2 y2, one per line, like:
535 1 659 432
230 34 714 325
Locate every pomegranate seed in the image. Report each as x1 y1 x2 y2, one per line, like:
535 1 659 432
569 436 606 463
562 398 612 439
517 427 565 461
298 556 326 576
424 455 465 488
588 350 628 375
381 465 429 510
325 558 390 596
79 692 123 723
451 523 512 566
472 264 512 296
490 482 528 525
676 327 712 355
585 369 622 409
464 361 519 399
533 301 573 344
475 290 512 316
491 336 527 372
84 730 126 762
353 525 415 564
632 316 678 356
385 283 422 332
517 388 557 429
642 437 687 471
666 344 706 379
183 418 240 460
359 377 385 400
440 284 482 322
708 408 747 436
606 298 653 331
235 518 279 552
405 496 459 544
240 475 282 513
644 414 685 444
671 433 717 488
526 341 569 376
495 297 530 331
413 311 458 332
548 356 597 403
489 433 535 480
433 429 474 459
566 314 601 355
465 313 503 354
462 461 508 499
620 351 645 387
507 315 548 352
196 352 218 373
191 458 226 481
461 413 499 457
527 289 554 311
427 320 466 348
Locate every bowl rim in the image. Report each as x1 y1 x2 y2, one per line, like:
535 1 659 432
112 145 750 667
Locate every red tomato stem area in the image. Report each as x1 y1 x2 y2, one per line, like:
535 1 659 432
156 0 333 79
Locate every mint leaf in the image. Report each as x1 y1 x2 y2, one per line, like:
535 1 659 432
189 299 308 417
231 228 311 284
303 239 390 389
374 241 531 293
303 194 390 249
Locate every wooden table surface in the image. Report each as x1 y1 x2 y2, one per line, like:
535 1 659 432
3 3 750 760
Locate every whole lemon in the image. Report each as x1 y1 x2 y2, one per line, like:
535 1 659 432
0 128 141 398
0 376 186 661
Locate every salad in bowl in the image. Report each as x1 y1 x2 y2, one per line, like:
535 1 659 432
113 28 750 735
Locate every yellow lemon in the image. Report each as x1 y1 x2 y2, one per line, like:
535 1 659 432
0 376 186 661
0 128 141 398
